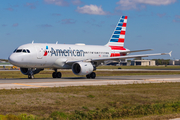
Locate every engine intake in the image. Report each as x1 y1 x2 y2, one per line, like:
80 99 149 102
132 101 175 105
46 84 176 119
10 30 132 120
72 62 94 75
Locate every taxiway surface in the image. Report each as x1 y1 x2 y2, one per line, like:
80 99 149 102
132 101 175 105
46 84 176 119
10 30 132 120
0 75 180 89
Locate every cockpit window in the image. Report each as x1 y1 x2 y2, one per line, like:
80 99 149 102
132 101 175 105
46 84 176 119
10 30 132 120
16 49 22 53
22 49 26 53
27 49 30 53
13 49 17 53
14 49 30 53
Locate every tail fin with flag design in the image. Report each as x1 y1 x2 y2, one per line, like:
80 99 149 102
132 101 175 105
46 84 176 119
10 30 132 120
106 16 128 50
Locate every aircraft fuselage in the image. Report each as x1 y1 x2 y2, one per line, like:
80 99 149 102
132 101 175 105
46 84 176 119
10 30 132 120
9 43 128 69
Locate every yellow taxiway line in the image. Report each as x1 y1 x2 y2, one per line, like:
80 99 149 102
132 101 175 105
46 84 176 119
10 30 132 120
13 83 48 88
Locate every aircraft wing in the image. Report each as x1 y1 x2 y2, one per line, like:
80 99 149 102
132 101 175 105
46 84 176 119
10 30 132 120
66 51 172 63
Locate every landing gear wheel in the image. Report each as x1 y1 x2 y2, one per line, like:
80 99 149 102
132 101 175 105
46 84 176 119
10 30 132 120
90 72 96 79
86 74 91 79
86 72 96 79
56 72 62 78
28 75 34 79
52 72 57 78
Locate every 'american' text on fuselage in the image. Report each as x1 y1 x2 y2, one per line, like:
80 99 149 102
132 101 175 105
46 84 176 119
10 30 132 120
51 48 84 57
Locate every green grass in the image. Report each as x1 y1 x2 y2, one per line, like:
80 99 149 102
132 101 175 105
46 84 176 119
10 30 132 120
1 70 180 79
97 65 180 69
0 83 180 119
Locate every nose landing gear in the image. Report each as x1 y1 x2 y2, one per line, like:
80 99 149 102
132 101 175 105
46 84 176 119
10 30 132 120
28 74 34 79
28 69 34 79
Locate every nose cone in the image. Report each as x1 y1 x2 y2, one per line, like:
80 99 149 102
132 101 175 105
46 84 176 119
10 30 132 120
8 54 20 66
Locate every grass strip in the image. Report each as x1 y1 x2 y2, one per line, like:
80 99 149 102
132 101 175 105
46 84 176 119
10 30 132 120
1 101 180 120
97 65 180 69
0 83 180 119
1 71 180 79
68 101 180 120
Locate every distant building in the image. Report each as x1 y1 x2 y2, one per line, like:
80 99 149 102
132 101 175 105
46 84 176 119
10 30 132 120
104 59 131 66
169 60 180 65
131 60 156 66
0 61 6 63
104 59 156 66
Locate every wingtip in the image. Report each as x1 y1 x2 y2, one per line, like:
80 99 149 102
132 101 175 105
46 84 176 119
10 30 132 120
169 51 172 57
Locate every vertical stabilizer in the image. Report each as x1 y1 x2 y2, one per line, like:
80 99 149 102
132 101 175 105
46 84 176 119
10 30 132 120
106 16 128 48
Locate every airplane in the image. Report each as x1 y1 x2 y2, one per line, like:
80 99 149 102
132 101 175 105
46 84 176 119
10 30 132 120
8 16 172 79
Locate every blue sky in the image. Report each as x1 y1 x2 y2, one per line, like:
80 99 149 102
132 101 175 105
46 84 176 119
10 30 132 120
0 0 180 59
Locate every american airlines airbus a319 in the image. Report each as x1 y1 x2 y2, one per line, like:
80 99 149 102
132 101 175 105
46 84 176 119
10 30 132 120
8 16 172 79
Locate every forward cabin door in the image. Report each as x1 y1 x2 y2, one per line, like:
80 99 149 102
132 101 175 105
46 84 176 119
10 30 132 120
35 45 44 59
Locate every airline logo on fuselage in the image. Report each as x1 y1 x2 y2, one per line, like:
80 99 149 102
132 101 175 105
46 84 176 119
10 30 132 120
50 47 84 57
43 46 48 56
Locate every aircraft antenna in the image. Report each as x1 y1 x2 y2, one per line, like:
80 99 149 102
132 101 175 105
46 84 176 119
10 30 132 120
56 41 58 44
32 41 34 44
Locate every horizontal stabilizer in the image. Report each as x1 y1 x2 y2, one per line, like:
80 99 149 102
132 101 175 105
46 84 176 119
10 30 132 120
122 49 153 54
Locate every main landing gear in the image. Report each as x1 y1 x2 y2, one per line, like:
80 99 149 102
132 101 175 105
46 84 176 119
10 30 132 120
86 72 96 79
52 69 62 78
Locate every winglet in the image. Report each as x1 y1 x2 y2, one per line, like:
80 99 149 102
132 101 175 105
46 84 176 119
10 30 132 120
161 51 172 57
169 51 172 57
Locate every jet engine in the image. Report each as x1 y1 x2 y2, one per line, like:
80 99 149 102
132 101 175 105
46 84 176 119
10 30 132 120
20 68 44 75
72 62 94 75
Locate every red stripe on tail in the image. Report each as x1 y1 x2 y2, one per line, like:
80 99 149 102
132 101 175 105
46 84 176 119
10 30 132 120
110 53 120 57
122 23 126 27
118 38 124 43
110 46 126 50
120 31 126 35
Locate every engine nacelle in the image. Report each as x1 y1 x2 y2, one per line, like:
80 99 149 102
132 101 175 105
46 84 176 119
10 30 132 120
72 62 94 75
20 68 44 75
